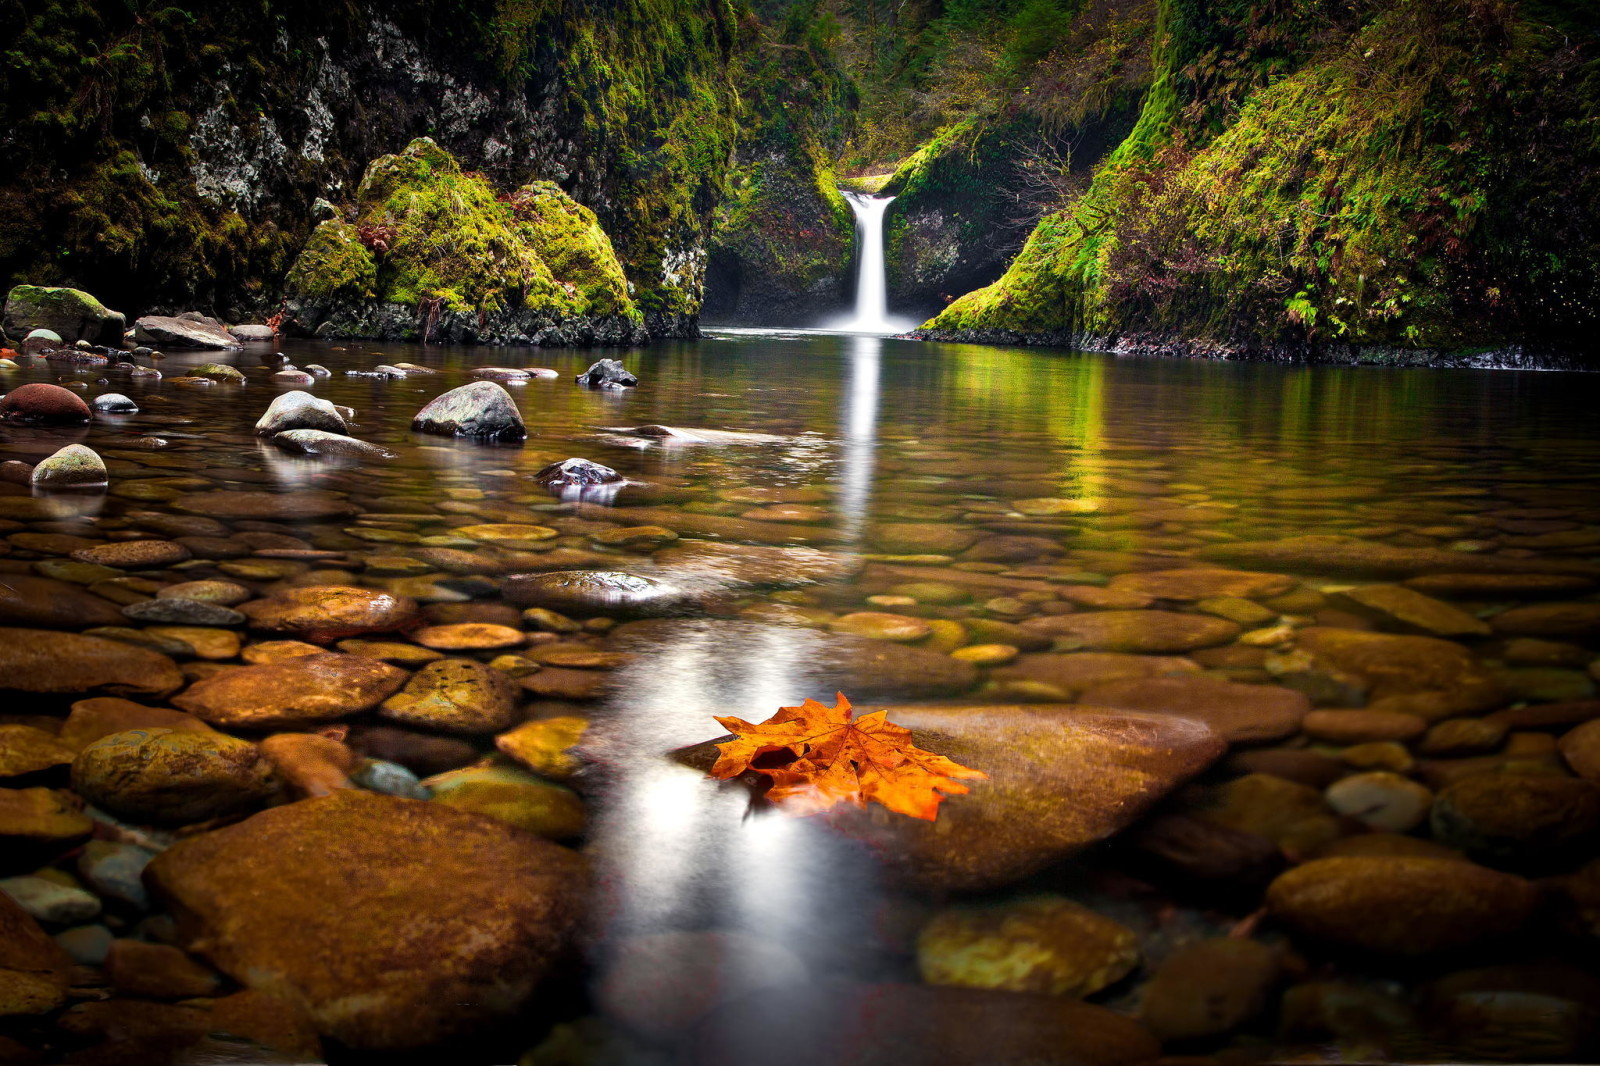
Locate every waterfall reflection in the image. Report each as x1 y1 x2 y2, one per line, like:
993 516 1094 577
837 334 880 542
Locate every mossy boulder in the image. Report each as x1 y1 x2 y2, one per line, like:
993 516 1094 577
284 139 643 347
2 285 125 345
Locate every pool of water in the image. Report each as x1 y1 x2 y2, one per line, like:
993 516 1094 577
1 330 1597 1064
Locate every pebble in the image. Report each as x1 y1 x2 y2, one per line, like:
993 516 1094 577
495 716 588 780
1139 938 1280 1040
412 622 525 650
0 724 76 777
1022 609 1242 653
239 585 420 642
379 658 520 734
0 875 101 924
350 758 431 799
77 840 157 909
1325 771 1434 832
122 597 246 626
424 765 586 839
828 611 933 642
71 727 278 825
54 924 113 965
1302 708 1428 743
917 896 1139 997
173 653 408 729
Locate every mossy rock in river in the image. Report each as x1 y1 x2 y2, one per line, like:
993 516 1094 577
284 139 644 347
2 285 125 345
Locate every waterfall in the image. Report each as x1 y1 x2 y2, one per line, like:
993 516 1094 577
836 191 911 333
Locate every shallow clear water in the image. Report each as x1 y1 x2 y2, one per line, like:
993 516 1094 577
2 330 1598 1064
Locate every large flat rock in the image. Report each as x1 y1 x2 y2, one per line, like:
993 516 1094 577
146 791 586 1049
820 706 1225 891
0 627 183 697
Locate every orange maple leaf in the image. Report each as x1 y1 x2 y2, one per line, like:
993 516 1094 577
710 693 986 821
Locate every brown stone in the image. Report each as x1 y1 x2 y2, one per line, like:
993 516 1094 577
57 697 215 751
71 728 279 825
173 653 408 729
146 791 586 1049
0 787 92 845
1561 719 1600 782
1108 568 1295 601
0 627 183 697
990 652 1199 700
1403 573 1596 598
1139 938 1280 1041
1334 584 1492 638
1266 856 1539 956
496 717 588 780
412 623 524 650
172 490 358 521
1294 627 1505 719
379 658 520 734
806 706 1224 891
1021 610 1241 653
1492 602 1600 640
1078 675 1309 743
71 540 191 569
651 541 863 587
1226 748 1346 788
1302 709 1428 744
917 897 1138 998
346 723 480 776
0 724 75 777
0 890 72 1015
1198 534 1600 578
105 940 222 998
260 732 360 797
240 585 420 643
0 574 125 628
1198 773 1346 857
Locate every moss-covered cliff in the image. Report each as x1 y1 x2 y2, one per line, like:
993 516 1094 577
283 138 643 344
0 0 738 337
921 0 1600 360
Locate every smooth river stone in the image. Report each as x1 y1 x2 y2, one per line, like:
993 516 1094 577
410 381 526 442
0 724 76 777
1293 626 1506 719
0 627 183 697
58 697 215 750
504 571 691 618
1333 584 1492 638
0 890 73 1015
0 574 126 628
172 653 409 729
821 706 1226 891
1490 602 1600 640
1197 534 1600 578
989 651 1204 700
239 585 420 642
1403 573 1597 598
146 791 584 1049
171 490 358 521
0 787 93 845
1077 675 1309 743
70 539 191 569
869 524 978 555
71 728 278 825
649 541 863 588
1265 856 1539 956
412 623 524 650
1021 610 1241 653
1107 568 1296 601
379 659 520 734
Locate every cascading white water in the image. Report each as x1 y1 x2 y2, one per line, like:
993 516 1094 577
835 191 911 333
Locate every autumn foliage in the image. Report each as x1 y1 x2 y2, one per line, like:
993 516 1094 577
710 694 986 821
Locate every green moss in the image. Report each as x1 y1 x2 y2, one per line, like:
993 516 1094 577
283 220 377 304
288 138 637 322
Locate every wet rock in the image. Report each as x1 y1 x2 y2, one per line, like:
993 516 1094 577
89 392 137 413
457 521 560 548
145 791 586 1049
1199 773 1345 856
0 574 125 628
1424 962 1600 1063
20 327 61 355
1199 534 1600 578
413 622 524 650
1266 856 1539 955
1294 626 1505 719
989 651 1199 700
534 457 621 493
346 723 479 777
174 653 407 729
77 840 156 909
1420 717 1509 756
1403 572 1597 598
1430 773 1600 866
829 611 932 642
271 428 395 459
132 314 240 349
1334 584 1492 638
123 598 246 626
3 284 124 343
1107 568 1296 601
410 381 525 441
72 727 278 825
1021 609 1241 653
1119 813 1286 900
191 361 246 383
575 358 636 388
1077 675 1309 743
29 443 106 489
0 875 100 924
106 939 222 999
917 896 1138 997
379 658 520 734
818 705 1223 891
1562 719 1600 781
58 697 214 750
72 539 191 568
0 627 182 696
0 382 92 424
1303 708 1428 743
228 324 276 342
589 524 679 549
496 716 588 780
0 724 75 778
651 541 863 587
1313 833 1466 862
425 765 585 839
688 982 1160 1066
1492 602 1600 640
0 890 72 1015
1325 771 1435 832
506 570 690 617
1228 747 1347 788
351 758 430 799
1139 938 1280 1041
254 390 349 436
157 579 252 607
55 923 114 965
240 584 420 642
173 488 358 520
869 523 977 555
0 787 92 846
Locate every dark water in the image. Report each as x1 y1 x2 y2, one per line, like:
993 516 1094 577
2 329 1598 1064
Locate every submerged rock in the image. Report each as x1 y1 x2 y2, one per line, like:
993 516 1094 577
0 575 127 628
0 382 92 424
173 653 409 729
71 728 278 825
0 627 183 697
411 381 525 441
575 358 637 388
254 390 349 436
1021 610 1241 653
88 392 137 413
145 791 586 1049
0 890 73 1015
917 896 1139 997
506 570 691 617
271 429 395 459
239 585 420 642
379 658 520 734
534 457 621 493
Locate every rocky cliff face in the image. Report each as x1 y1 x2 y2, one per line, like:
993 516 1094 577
0 0 739 338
